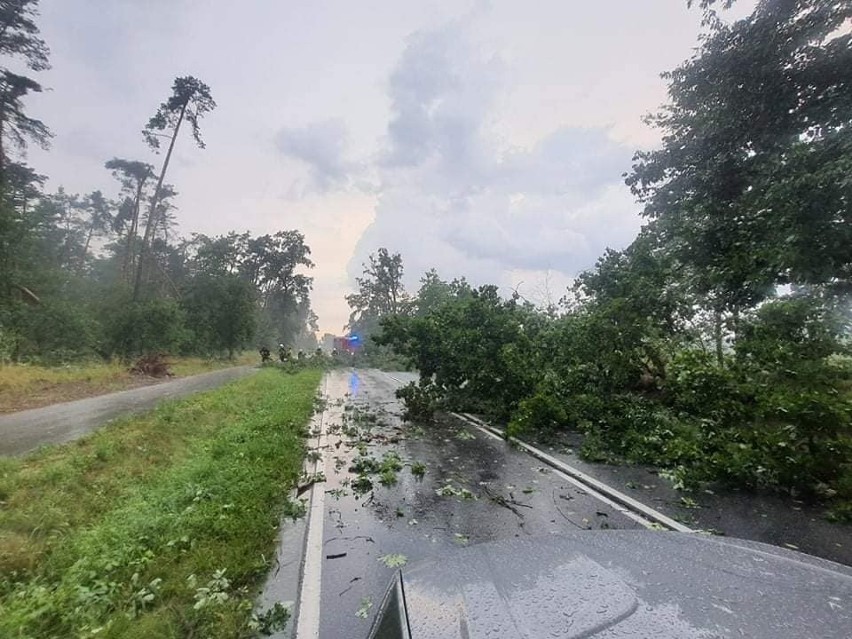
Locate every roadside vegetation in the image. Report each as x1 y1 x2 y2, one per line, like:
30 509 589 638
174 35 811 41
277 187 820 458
0 366 321 638
351 1 852 521
0 1 318 369
0 353 257 413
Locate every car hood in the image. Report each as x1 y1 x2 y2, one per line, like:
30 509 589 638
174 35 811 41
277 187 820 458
384 530 852 638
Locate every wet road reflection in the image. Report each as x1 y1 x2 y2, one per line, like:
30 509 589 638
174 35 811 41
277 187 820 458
312 369 643 638
348 370 360 397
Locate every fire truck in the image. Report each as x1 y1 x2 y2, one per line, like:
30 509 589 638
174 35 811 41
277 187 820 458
332 335 361 355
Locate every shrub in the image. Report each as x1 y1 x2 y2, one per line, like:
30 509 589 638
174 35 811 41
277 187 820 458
0 322 18 363
104 298 188 359
9 300 99 362
508 391 568 438
395 381 441 422
665 349 748 422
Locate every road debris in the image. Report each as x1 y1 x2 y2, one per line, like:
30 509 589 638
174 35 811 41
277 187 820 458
378 553 408 568
355 596 373 619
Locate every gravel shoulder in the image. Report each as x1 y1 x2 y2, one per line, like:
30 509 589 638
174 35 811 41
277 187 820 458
0 365 258 456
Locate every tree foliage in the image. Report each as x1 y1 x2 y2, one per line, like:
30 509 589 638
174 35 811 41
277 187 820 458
377 1 852 516
181 274 256 358
142 76 216 152
0 71 51 169
0 10 317 363
0 0 51 185
627 0 852 306
105 158 154 278
0 0 50 71
135 76 216 301
187 230 316 352
346 248 410 335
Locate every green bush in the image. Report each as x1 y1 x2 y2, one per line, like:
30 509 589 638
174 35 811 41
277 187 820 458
8 300 99 362
381 280 852 512
825 465 852 522
727 298 851 497
180 275 256 358
665 349 748 421
507 374 570 438
103 297 188 359
0 322 19 363
395 381 441 422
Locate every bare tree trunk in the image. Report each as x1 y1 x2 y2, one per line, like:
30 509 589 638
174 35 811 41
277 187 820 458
122 180 145 280
79 223 94 272
0 98 7 197
133 100 188 302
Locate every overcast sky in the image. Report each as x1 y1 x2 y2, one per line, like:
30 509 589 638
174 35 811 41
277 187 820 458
26 0 753 334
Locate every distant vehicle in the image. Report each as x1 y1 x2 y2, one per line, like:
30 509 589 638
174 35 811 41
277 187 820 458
333 335 361 355
368 531 852 638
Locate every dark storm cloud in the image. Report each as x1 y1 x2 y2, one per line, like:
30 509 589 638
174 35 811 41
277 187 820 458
275 119 357 193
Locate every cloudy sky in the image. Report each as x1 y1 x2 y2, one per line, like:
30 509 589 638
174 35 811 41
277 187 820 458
26 0 753 333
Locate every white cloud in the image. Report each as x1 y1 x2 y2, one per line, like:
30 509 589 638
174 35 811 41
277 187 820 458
349 21 642 300
26 0 755 332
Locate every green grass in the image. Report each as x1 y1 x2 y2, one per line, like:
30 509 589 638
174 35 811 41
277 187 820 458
0 367 322 638
168 352 257 377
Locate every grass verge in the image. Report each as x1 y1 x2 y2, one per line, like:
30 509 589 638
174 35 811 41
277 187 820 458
169 353 257 377
0 366 321 638
0 353 257 413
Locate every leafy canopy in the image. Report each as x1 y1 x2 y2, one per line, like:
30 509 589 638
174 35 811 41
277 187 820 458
142 77 217 151
627 0 852 306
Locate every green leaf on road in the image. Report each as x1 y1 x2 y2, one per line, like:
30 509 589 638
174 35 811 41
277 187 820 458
356 597 373 619
378 553 408 568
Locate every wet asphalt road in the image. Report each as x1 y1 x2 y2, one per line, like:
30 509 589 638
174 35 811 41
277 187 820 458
0 365 257 456
289 369 644 638
524 431 852 567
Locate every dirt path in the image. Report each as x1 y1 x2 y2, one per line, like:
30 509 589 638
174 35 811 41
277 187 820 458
0 366 257 456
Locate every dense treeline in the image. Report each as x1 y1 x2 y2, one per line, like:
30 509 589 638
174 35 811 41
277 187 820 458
369 1 852 518
0 1 316 362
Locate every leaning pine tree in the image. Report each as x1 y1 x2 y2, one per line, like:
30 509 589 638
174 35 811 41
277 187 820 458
133 76 216 301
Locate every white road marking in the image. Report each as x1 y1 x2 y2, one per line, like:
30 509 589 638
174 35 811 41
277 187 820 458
378 370 691 533
453 414 666 530
380 371 407 385
454 413 693 533
294 376 330 639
